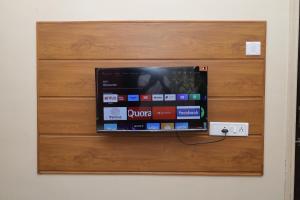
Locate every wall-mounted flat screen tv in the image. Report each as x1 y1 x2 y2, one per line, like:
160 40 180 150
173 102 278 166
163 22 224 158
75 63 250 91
95 66 207 132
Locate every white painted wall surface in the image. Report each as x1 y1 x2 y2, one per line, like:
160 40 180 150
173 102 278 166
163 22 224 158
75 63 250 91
0 0 294 199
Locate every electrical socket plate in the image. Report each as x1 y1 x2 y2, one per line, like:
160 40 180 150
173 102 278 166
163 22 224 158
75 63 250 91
209 122 249 137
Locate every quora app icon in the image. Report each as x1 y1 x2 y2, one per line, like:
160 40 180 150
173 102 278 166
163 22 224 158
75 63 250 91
127 107 152 120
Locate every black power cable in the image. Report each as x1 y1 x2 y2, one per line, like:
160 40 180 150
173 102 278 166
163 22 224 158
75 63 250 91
175 128 228 145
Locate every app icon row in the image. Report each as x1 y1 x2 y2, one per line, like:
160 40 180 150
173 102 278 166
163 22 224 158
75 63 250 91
103 93 201 103
103 106 205 121
103 122 189 131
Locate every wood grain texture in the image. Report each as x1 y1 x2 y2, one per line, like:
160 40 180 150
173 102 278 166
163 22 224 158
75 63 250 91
37 21 266 175
39 98 96 134
38 171 262 176
38 60 264 97
37 21 266 60
38 97 263 135
209 98 264 135
39 135 263 173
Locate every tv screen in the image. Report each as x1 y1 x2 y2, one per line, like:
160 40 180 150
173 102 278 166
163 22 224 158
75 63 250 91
95 66 207 132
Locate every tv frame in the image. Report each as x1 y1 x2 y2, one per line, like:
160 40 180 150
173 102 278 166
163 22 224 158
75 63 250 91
95 66 208 133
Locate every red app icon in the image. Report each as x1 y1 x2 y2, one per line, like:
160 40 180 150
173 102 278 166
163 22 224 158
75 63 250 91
118 95 127 101
140 94 152 101
152 106 176 120
127 107 152 120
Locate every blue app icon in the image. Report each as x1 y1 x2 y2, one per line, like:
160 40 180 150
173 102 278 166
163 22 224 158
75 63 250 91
128 94 139 101
104 123 117 130
175 122 189 129
146 123 160 130
176 106 201 119
176 94 189 101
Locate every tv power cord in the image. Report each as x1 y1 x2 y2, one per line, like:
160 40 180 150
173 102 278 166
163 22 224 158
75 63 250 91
175 128 228 145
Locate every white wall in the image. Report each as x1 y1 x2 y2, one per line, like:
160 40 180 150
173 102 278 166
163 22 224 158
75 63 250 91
0 0 294 199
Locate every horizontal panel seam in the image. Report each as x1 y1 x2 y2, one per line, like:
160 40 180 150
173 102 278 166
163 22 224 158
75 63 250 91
39 134 262 138
38 134 262 136
37 58 266 61
37 59 266 63
37 21 267 24
38 96 264 100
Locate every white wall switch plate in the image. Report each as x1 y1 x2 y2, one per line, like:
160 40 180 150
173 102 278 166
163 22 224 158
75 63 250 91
246 41 261 56
209 122 249 136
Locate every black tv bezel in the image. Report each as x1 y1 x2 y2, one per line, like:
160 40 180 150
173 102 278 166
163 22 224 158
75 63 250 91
95 66 208 133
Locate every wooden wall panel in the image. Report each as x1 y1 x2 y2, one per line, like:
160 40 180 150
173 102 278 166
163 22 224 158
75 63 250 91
39 135 263 174
37 21 266 175
38 98 263 135
37 22 266 60
38 60 264 97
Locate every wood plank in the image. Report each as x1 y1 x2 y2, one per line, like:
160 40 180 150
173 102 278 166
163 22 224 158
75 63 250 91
39 98 96 134
38 98 263 135
209 98 264 135
38 60 265 97
37 21 266 60
39 171 262 176
38 135 263 173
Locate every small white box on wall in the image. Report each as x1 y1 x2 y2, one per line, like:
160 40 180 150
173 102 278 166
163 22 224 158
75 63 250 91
246 41 261 56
